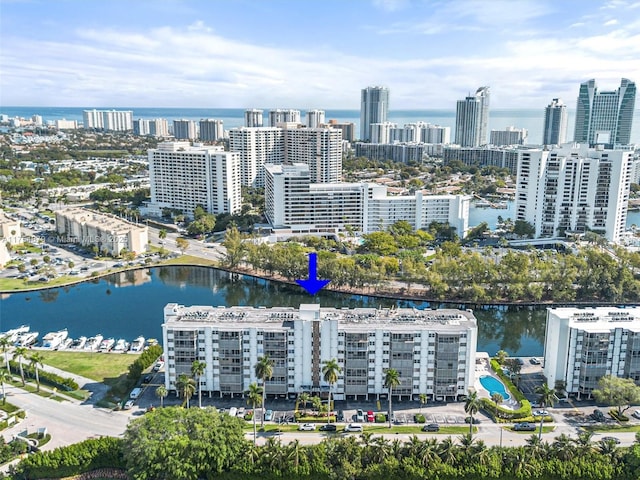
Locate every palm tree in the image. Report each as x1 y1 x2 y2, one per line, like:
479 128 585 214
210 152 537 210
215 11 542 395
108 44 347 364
13 347 28 386
419 393 428 413
255 355 274 427
464 390 481 436
534 383 557 439
176 374 196 408
491 392 504 419
155 384 168 407
28 352 44 392
0 337 11 374
298 391 310 416
247 382 263 445
384 368 401 428
191 360 206 408
322 358 342 424
0 369 11 405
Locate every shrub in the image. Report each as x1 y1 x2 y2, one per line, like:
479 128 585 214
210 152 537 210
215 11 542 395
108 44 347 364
244 412 254 421
375 413 386 423
609 409 629 422
414 413 425 423
9 361 79 391
127 345 163 382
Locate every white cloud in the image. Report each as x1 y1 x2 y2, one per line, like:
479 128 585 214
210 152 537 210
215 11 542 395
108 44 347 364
604 18 619 25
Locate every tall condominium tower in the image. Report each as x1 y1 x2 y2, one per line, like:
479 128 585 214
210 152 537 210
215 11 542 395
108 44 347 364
360 86 390 141
244 109 263 127
269 109 301 126
146 142 241 219
199 119 224 142
574 78 636 147
490 126 527 146
83 109 133 131
306 110 325 128
542 98 568 145
228 127 285 187
173 119 197 140
455 86 490 147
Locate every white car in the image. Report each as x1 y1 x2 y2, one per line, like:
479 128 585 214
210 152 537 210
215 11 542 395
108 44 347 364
298 423 316 431
123 400 135 410
534 410 549 416
344 423 363 432
632 410 640 419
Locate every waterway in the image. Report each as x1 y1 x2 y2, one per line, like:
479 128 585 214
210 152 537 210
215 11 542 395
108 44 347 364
0 266 545 357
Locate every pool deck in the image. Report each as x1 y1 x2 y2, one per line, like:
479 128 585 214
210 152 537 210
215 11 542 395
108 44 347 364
474 356 519 409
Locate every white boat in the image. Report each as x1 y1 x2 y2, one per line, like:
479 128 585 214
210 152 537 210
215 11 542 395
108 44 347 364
99 338 115 351
42 329 68 349
84 334 103 351
1 325 29 343
15 331 39 347
70 336 87 349
59 338 73 350
130 336 145 352
113 339 128 352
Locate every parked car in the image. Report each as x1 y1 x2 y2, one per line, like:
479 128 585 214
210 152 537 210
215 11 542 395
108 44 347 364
366 410 375 422
601 436 621 444
422 423 440 432
530 357 541 365
143 374 153 383
464 416 481 424
591 409 606 422
345 423 363 432
298 423 316 431
123 400 135 410
337 410 345 422
513 422 536 431
237 407 245 417
319 424 337 432
632 410 640 420
355 409 365 422
534 410 549 417
264 410 274 421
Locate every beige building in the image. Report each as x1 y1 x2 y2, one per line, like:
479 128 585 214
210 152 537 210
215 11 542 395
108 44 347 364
0 213 21 245
55 208 148 256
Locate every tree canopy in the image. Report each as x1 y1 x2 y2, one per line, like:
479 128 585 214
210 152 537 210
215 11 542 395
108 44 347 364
593 375 640 415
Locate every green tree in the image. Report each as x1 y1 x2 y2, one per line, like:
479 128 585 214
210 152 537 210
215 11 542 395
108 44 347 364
0 337 11 373
491 392 504 418
176 374 196 408
535 383 557 439
175 237 189 255
255 355 274 427
0 369 11 405
158 229 167 241
464 390 481 436
13 346 28 386
419 393 428 413
123 406 246 480
298 391 311 416
222 224 245 268
322 358 341 423
155 384 168 408
191 360 206 408
247 382 263 445
495 350 508 365
384 368 401 428
593 375 640 416
359 231 398 256
28 352 44 392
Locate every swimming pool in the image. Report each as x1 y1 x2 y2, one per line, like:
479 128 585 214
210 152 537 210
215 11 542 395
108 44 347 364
479 375 511 401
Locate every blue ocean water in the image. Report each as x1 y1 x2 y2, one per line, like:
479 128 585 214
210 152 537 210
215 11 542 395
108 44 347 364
2 106 639 145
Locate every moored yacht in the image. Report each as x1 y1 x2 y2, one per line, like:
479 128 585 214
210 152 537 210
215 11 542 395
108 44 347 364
70 336 87 349
99 338 115 351
113 339 129 352
42 329 69 349
130 336 145 352
15 331 39 347
1 326 29 343
84 334 103 351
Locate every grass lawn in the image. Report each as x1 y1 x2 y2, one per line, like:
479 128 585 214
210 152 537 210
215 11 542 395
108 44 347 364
162 255 216 266
0 275 83 292
585 424 640 433
37 351 137 383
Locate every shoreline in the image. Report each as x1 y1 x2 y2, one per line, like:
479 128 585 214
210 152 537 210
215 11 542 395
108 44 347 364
3 258 636 309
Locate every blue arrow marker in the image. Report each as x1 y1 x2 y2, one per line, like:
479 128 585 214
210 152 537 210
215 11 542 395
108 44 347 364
296 252 330 295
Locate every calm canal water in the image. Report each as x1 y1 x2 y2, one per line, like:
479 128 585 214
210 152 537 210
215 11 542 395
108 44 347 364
0 266 545 356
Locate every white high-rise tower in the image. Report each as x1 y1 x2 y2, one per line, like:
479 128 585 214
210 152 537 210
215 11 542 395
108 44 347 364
360 86 389 141
454 87 490 147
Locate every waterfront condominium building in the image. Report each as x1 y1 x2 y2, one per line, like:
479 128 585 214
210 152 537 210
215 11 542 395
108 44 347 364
543 98 568 146
455 86 490 147
199 119 224 142
326 120 356 142
145 142 241 219
264 163 469 235
544 307 640 398
134 118 170 137
420 123 451 144
360 86 390 141
355 142 440 164
283 126 342 183
162 302 478 401
173 119 198 140
269 109 301 127
515 143 632 243
489 126 527 146
228 127 285 187
443 145 531 175
574 78 636 147
55 207 148 256
83 109 133 132
244 109 264 127
370 122 398 144
306 110 325 128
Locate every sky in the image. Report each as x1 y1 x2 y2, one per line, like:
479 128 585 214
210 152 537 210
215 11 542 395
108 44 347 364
1 0 639 109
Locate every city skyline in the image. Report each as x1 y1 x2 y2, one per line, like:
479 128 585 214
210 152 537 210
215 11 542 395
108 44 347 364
1 0 640 109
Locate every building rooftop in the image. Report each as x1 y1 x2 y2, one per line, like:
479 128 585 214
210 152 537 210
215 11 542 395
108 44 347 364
549 307 640 333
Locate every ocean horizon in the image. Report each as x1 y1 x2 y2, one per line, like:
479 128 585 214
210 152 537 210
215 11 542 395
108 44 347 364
2 106 640 145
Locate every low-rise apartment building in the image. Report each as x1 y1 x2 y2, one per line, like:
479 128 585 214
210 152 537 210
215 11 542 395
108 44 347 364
162 303 478 402
544 307 640 398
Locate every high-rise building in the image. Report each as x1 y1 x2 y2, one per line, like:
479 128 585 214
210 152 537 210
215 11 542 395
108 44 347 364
172 120 197 140
306 110 325 128
228 127 285 187
544 307 640 398
199 119 224 142
489 126 527 146
265 163 469 235
269 109 301 126
454 86 490 147
327 120 356 142
542 98 568 145
145 142 241 219
370 122 397 144
420 123 451 144
574 78 636 147
244 109 263 127
360 86 390 141
162 302 478 401
515 144 632 243
283 126 342 183
83 109 133 131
